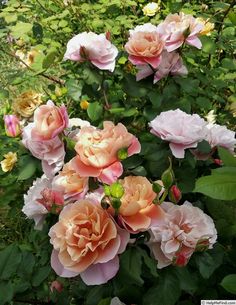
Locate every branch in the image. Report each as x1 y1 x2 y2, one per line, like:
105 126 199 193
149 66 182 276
0 47 64 85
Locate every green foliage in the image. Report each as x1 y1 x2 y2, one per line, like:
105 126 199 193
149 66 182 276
0 0 236 304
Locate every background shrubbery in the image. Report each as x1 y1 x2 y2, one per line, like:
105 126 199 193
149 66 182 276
0 1 236 305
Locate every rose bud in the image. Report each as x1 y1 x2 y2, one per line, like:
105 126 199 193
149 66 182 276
4 114 21 137
168 185 182 204
50 280 63 293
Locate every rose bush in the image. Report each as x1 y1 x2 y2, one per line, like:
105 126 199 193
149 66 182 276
0 1 235 305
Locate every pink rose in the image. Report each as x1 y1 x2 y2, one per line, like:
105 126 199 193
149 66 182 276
148 201 217 268
73 121 141 184
125 31 165 69
49 199 129 285
206 123 236 153
22 123 65 177
129 23 158 36
115 176 165 233
31 100 69 141
52 159 89 202
64 32 118 72
4 114 21 137
149 109 207 158
157 12 203 52
136 50 188 82
22 175 64 229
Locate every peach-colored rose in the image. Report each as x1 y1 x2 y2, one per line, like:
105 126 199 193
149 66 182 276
49 199 129 285
32 100 69 141
157 12 203 52
73 121 141 184
148 201 217 268
116 176 164 233
52 159 89 202
125 31 165 68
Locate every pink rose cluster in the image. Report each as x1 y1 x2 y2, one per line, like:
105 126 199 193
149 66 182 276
148 201 217 268
64 12 209 83
149 109 236 158
124 12 205 83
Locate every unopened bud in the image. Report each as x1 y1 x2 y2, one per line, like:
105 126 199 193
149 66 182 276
161 168 174 189
103 185 111 196
117 148 128 160
152 182 163 194
80 100 89 110
4 115 21 137
112 198 121 211
110 182 124 199
169 185 182 204
213 158 223 166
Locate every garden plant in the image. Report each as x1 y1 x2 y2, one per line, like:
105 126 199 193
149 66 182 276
0 0 236 305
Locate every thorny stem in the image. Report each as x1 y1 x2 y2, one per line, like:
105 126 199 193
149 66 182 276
0 47 64 85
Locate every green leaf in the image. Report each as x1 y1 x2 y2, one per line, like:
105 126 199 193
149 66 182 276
218 147 236 167
118 247 144 285
194 245 224 279
197 140 212 154
194 173 236 200
87 102 103 121
32 266 51 287
66 79 83 101
0 281 14 305
201 36 216 54
228 12 236 25
10 22 33 38
144 270 181 305
221 58 236 71
0 244 22 280
174 267 198 294
42 50 57 69
221 274 236 294
18 157 37 180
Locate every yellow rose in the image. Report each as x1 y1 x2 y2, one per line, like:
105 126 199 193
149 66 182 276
12 91 43 118
1 152 17 173
142 2 160 17
196 17 214 36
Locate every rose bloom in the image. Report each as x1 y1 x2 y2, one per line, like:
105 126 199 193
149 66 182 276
149 109 207 158
129 23 158 36
31 100 69 141
157 12 203 52
12 91 43 118
22 123 65 177
125 31 165 69
196 17 214 36
64 32 118 72
0 152 17 172
136 50 188 82
206 123 236 153
115 176 164 233
22 175 64 229
73 121 141 184
148 201 217 268
49 199 129 285
142 2 160 17
4 114 21 137
52 159 89 203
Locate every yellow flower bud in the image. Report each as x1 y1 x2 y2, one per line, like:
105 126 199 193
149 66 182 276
80 100 89 110
1 152 17 173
